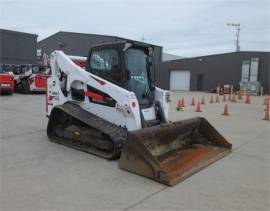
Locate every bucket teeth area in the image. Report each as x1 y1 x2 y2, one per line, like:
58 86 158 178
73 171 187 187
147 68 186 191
159 144 229 185
119 117 232 186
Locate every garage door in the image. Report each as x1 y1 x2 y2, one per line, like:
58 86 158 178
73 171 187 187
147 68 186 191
170 70 191 91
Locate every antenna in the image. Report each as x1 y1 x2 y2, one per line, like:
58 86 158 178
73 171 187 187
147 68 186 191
227 23 241 52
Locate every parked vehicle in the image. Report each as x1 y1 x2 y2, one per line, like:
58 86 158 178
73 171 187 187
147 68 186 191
0 64 15 95
46 41 232 186
13 64 51 93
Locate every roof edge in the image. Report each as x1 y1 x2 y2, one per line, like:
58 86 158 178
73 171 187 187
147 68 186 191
38 31 162 48
0 28 38 37
162 51 270 63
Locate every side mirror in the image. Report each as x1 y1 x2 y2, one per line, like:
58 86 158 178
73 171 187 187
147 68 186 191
146 56 153 66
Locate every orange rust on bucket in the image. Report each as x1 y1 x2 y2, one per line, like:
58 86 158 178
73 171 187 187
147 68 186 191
160 145 227 184
119 117 232 186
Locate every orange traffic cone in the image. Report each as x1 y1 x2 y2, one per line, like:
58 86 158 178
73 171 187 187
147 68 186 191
176 99 183 111
215 95 220 103
263 100 270 121
245 94 251 104
209 96 214 104
191 97 196 106
201 96 205 105
181 98 185 107
195 102 202 112
264 99 269 111
222 104 230 116
231 94 236 102
222 95 227 102
263 96 269 105
237 91 242 100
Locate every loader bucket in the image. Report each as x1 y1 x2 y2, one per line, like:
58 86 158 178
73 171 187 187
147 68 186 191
119 117 232 186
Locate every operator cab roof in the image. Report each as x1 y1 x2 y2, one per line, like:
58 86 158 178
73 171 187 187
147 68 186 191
90 40 154 50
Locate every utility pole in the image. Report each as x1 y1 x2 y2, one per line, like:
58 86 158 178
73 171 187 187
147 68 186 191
141 34 145 42
227 23 241 52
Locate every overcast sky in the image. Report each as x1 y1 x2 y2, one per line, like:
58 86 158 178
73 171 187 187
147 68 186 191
1 0 270 57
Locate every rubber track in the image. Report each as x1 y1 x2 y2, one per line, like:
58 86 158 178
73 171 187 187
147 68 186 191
47 102 127 159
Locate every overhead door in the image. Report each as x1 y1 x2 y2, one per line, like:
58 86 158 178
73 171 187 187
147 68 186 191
170 70 191 91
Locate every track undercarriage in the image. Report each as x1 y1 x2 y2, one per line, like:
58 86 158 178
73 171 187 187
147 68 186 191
47 102 127 159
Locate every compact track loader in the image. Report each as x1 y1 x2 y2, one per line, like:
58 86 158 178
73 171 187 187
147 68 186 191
46 41 231 186
13 64 50 93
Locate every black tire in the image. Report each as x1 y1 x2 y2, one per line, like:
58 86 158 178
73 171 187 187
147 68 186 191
0 90 13 95
21 80 31 94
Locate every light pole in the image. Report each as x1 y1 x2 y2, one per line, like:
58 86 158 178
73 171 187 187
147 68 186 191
227 23 241 52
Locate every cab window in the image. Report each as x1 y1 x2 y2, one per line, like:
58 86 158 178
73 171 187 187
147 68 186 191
90 49 121 84
0 65 4 73
5 65 13 72
32 65 40 73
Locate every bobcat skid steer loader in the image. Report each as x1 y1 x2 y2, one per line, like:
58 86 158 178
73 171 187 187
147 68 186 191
13 64 50 93
46 41 232 186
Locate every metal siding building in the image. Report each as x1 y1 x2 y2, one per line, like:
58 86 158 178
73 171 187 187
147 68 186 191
38 31 163 65
156 52 270 93
0 29 38 64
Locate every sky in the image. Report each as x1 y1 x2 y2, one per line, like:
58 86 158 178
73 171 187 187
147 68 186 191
0 0 270 57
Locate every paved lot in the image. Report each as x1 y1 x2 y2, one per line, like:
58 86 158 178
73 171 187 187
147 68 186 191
0 92 269 211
